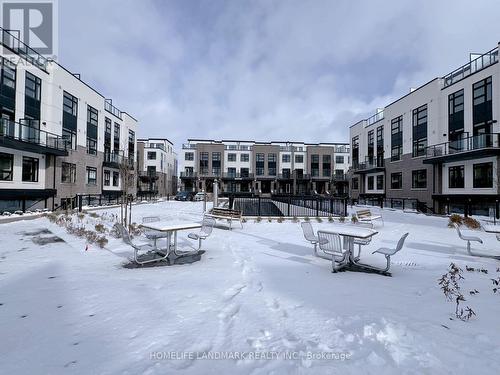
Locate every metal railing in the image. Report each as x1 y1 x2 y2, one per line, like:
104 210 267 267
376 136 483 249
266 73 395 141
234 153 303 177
443 46 499 87
366 110 384 127
0 27 49 71
0 119 68 152
104 99 122 119
353 157 385 171
230 194 347 217
425 133 500 158
180 171 197 178
182 144 197 149
356 197 418 211
222 172 254 179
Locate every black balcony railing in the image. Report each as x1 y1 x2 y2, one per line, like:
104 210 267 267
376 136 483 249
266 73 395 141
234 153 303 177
0 27 49 71
180 171 197 178
138 171 159 180
222 172 254 179
443 47 499 87
0 119 68 154
353 157 385 171
425 133 500 159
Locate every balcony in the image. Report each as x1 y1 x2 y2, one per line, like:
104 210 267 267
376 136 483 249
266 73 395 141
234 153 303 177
182 144 197 150
443 47 498 88
423 133 500 164
365 110 384 127
331 173 348 181
138 171 159 181
104 99 122 120
353 157 385 174
0 119 68 156
224 145 252 151
180 171 197 179
0 27 49 72
103 151 131 169
222 172 254 180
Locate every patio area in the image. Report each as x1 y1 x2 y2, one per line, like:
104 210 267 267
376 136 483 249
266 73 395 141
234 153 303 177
1 201 500 374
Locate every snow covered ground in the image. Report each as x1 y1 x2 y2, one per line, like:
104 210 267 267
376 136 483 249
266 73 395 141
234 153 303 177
1 201 500 374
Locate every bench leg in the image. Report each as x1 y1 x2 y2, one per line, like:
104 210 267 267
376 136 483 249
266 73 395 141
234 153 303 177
467 241 471 255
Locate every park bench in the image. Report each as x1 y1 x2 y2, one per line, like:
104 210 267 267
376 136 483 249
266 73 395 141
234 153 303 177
204 207 243 229
356 209 384 227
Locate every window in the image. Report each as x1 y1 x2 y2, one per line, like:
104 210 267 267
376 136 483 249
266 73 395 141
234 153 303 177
295 154 304 163
391 172 402 189
86 105 98 155
86 138 97 155
473 162 493 188
376 125 384 166
367 176 374 190
412 104 427 157
185 152 194 161
228 153 237 162
282 154 290 163
268 153 277 176
0 152 13 181
212 152 221 161
449 166 464 188
86 167 97 185
147 151 157 160
473 76 492 126
352 177 359 190
367 130 374 163
335 155 344 164
25 72 41 100
104 170 110 186
376 175 384 190
62 128 77 150
22 156 39 182
227 167 236 177
199 152 208 175
449 89 464 139
282 168 291 178
61 162 76 183
105 117 112 134
113 171 119 187
256 153 264 176
212 152 221 175
240 153 249 162
113 123 120 151
240 168 249 178
1 58 16 89
391 116 403 161
63 91 78 116
352 135 359 168
412 169 427 189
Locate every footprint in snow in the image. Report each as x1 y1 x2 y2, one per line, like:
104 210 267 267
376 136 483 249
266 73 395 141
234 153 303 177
222 284 246 302
63 360 78 368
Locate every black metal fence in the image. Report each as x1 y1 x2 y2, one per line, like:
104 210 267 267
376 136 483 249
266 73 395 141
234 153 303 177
230 194 348 217
356 197 419 211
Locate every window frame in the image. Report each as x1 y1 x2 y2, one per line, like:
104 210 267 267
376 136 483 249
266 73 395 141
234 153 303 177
0 152 14 181
22 156 39 182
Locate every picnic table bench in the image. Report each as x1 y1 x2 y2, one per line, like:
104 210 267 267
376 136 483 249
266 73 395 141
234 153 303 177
204 207 243 229
356 209 384 227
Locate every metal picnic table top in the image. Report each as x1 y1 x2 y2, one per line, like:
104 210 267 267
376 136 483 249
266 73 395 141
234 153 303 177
321 224 378 239
483 224 500 234
140 222 202 232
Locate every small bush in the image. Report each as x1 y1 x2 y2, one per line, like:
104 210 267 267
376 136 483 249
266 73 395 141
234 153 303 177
304 217 310 222
463 217 481 230
45 212 58 223
292 216 299 223
277 217 284 223
77 213 85 220
338 216 346 223
328 216 334 222
255 217 262 223
95 223 106 233
129 222 142 236
96 236 108 248
110 223 122 238
448 214 463 228
351 214 358 224
241 218 247 223
316 217 322 223
267 218 273 223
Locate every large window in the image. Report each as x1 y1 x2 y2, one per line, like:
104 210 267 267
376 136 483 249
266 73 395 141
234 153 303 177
448 89 464 140
367 176 374 190
391 116 403 161
376 175 384 190
282 154 290 163
411 169 427 189
185 152 194 161
390 172 402 189
22 156 39 182
86 167 97 185
113 171 119 187
0 152 13 181
352 136 359 168
63 91 78 116
113 123 120 151
268 153 277 176
25 72 41 100
376 125 384 167
1 58 16 89
311 154 319 176
212 152 221 176
449 165 464 188
295 154 304 163
240 153 249 162
61 162 76 183
147 151 157 160
335 155 344 164
352 177 359 190
472 76 492 128
104 170 110 186
367 130 374 163
86 105 98 155
256 153 264 176
228 153 237 162
473 162 493 188
412 104 427 157
199 152 208 175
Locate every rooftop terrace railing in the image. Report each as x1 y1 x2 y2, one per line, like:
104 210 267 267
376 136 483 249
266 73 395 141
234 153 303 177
443 47 499 87
182 144 197 149
0 27 49 71
104 99 122 120
425 133 500 158
365 110 384 127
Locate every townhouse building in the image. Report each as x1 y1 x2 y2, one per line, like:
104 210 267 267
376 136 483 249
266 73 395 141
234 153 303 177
0 28 137 212
349 43 500 216
137 138 177 197
179 139 350 196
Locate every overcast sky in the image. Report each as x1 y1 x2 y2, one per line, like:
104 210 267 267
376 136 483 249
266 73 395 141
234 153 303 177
59 0 500 148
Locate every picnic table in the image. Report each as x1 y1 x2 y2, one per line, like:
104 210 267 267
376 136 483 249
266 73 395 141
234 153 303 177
321 224 381 273
140 222 202 256
483 224 500 234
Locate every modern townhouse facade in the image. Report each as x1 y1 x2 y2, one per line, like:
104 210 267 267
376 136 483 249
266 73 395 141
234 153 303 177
349 43 500 216
137 138 177 197
0 28 137 212
179 139 350 196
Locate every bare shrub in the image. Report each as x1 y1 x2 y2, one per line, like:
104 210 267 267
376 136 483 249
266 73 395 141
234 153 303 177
328 216 334 222
448 214 463 228
95 223 106 233
316 217 322 223
351 214 358 224
463 217 480 230
438 263 476 321
338 216 346 223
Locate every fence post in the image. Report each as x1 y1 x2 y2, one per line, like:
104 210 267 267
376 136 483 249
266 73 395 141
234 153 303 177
287 195 291 217
380 198 383 209
403 199 405 210
78 195 82 212
391 199 393 209
258 196 261 216
496 200 499 223
316 197 319 217
344 198 347 217
99 195 102 206
330 198 333 215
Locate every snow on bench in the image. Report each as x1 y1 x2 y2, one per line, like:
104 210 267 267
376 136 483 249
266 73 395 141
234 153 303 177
204 208 243 229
